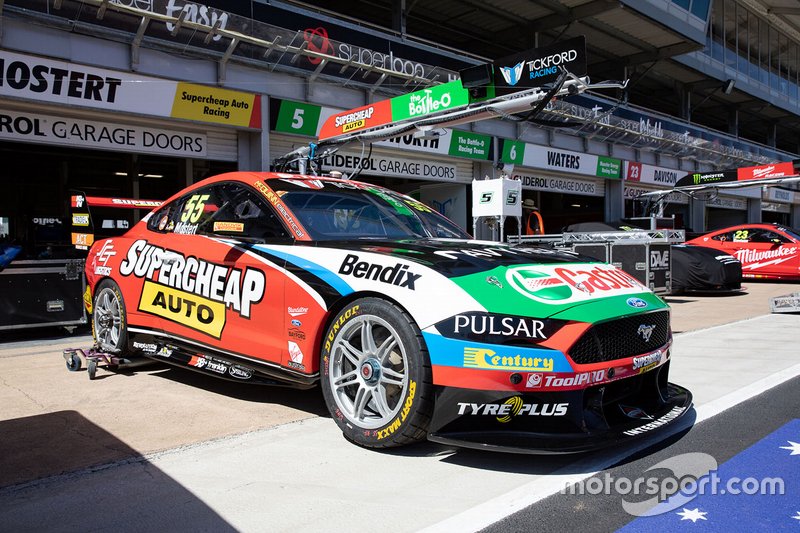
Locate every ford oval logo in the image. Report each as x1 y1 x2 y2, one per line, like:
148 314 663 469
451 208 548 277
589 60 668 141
291 319 302 327
627 297 648 309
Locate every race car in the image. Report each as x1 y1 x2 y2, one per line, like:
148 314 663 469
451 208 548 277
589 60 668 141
669 244 743 294
83 172 691 452
685 223 800 280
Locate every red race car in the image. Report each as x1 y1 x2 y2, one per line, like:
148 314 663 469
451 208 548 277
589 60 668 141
685 223 800 280
78 171 691 452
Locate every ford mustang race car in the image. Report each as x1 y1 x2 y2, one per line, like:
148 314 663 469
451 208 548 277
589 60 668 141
83 172 691 452
685 223 800 280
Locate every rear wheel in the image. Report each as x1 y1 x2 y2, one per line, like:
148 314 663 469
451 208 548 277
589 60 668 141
320 298 433 448
92 280 128 354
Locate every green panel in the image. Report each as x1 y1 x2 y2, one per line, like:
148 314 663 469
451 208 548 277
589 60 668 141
451 266 577 317
501 140 525 165
274 100 322 137
549 292 667 322
390 81 470 121
596 156 621 178
448 131 492 160
451 265 667 321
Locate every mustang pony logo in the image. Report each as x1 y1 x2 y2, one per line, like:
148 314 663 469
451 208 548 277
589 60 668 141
637 324 656 343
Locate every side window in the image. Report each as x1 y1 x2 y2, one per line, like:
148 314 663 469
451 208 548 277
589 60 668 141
145 187 217 235
194 183 290 241
732 229 749 242
756 230 788 244
712 231 735 242
746 229 769 243
147 201 182 233
164 186 219 235
147 183 289 241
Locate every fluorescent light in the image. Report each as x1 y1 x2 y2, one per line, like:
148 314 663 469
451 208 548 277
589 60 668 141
114 172 164 178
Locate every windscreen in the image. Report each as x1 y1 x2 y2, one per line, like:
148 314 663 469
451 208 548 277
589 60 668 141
270 178 471 241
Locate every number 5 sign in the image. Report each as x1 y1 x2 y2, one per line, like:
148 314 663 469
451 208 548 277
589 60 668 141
274 100 322 137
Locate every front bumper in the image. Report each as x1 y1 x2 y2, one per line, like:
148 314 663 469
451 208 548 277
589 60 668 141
427 361 692 454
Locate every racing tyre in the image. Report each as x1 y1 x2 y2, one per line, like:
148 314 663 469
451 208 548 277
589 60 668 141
92 280 128 355
320 298 433 448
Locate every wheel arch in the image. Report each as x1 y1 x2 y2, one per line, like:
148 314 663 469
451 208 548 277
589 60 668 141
315 290 430 364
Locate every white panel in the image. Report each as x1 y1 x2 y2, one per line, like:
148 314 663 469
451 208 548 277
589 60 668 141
511 168 605 197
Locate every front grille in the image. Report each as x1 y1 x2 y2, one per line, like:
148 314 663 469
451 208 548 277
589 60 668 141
568 310 670 365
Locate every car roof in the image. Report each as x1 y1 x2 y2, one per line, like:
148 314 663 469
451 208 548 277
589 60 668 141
704 222 789 234
158 172 386 206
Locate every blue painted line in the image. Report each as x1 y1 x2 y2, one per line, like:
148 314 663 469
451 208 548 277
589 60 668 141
253 245 353 296
618 419 800 531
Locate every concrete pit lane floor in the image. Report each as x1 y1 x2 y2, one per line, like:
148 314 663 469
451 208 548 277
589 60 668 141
0 281 798 531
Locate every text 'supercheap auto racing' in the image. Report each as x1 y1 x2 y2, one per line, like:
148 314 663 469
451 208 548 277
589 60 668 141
81 172 691 452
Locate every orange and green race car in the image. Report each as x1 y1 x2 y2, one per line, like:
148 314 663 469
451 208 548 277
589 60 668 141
83 171 691 452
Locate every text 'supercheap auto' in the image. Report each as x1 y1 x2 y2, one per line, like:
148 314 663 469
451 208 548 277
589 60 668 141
84 172 691 452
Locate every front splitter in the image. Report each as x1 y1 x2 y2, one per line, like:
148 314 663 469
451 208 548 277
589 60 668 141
428 382 692 454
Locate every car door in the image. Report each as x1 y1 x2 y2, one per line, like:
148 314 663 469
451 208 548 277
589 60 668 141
728 227 790 277
749 228 798 278
702 228 739 256
143 182 289 365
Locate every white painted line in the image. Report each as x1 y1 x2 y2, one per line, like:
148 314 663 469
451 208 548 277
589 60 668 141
420 361 800 533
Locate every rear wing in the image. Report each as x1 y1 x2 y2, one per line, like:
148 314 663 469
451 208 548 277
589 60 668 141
69 192 162 250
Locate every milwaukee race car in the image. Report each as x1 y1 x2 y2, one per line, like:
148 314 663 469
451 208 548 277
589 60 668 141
83 172 691 452
685 223 800 280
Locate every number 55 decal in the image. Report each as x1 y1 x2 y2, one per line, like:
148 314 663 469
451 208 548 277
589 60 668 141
181 194 210 224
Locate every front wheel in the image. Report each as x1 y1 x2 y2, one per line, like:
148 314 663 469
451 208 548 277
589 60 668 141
320 298 433 448
92 280 128 354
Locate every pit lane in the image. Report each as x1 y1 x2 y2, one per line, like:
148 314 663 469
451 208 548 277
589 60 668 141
0 282 798 531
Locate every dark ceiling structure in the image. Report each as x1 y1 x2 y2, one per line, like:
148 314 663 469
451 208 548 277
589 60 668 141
282 0 800 156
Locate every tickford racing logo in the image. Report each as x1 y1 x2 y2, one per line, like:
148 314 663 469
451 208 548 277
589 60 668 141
120 240 265 338
506 264 646 304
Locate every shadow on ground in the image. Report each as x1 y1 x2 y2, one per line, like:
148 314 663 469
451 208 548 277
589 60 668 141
0 411 236 531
